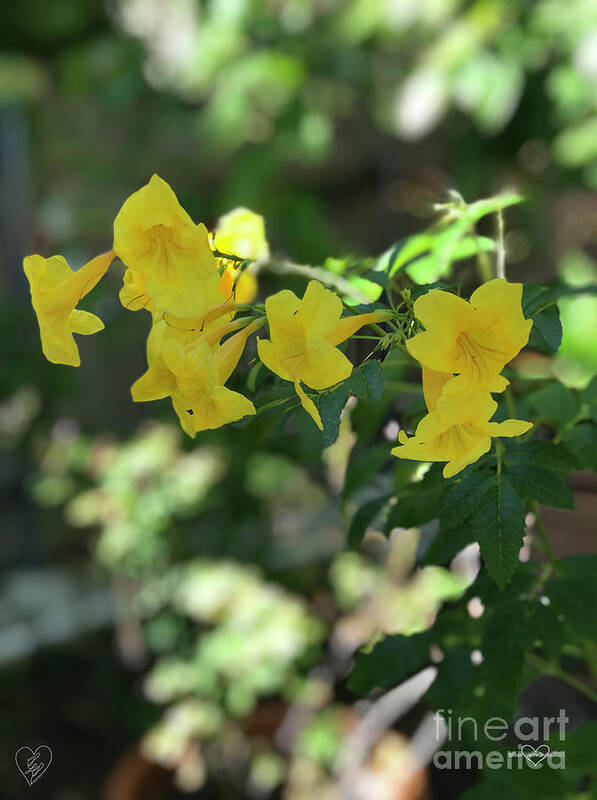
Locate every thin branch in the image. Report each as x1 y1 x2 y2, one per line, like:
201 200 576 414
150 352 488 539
261 259 371 304
495 209 506 279
526 653 597 704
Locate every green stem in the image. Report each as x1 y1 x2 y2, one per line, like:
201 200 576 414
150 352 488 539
526 653 597 704
495 209 506 280
264 259 371 303
528 500 555 563
504 387 516 419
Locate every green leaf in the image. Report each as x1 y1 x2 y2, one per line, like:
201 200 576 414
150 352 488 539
319 361 384 447
421 521 476 566
405 234 495 284
386 234 435 277
348 632 432 695
481 600 535 715
473 476 526 588
319 391 349 448
545 555 597 639
528 382 579 430
561 422 597 470
347 494 392 548
581 375 597 423
528 305 562 354
507 465 574 509
503 440 578 473
561 719 597 771
439 470 494 528
384 485 443 531
246 360 263 393
465 193 524 221
522 284 555 316
342 443 391 502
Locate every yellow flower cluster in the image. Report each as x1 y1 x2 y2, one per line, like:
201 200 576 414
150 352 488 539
24 175 389 435
392 279 533 477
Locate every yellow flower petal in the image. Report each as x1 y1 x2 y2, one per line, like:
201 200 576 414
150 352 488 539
421 367 452 412
172 385 255 436
235 270 258 304
264 290 301 341
69 309 105 335
294 381 323 430
297 339 352 390
297 280 342 340
131 362 176 402
213 319 263 384
327 309 393 347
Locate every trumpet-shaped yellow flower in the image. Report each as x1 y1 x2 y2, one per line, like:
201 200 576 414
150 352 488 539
171 339 256 437
392 368 532 478
213 207 269 262
23 250 115 366
114 174 223 318
132 318 260 436
407 279 532 391
257 280 392 429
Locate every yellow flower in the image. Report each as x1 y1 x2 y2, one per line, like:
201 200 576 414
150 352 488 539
23 250 115 366
234 269 258 304
392 368 532 478
171 338 256 437
114 174 223 318
406 279 532 391
213 207 269 262
257 280 392 429
131 318 260 436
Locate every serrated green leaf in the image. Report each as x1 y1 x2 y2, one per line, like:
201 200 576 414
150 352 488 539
319 390 348 448
348 632 432 695
473 476 526 588
528 305 562 354
507 464 574 509
319 361 385 447
439 470 494 528
522 284 554 316
503 440 578 473
347 494 392 548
